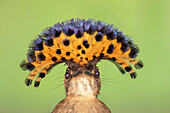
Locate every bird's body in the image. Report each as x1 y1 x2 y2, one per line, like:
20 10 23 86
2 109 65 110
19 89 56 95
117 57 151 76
53 97 111 113
53 72 110 113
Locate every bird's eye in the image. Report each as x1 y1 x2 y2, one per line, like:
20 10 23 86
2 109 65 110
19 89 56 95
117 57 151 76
65 70 71 79
95 69 100 78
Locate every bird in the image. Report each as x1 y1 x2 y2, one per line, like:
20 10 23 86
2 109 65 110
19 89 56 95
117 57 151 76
20 18 144 113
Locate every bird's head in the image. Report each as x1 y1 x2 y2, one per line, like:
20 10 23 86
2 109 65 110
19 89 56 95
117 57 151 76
64 61 101 99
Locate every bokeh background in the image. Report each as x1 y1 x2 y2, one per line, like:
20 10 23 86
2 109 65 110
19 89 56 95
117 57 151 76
0 0 170 113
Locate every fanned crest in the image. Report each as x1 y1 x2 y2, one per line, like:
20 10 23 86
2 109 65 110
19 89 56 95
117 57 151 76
20 18 143 87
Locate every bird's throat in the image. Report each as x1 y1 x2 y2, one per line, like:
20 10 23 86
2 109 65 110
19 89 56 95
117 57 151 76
66 76 99 99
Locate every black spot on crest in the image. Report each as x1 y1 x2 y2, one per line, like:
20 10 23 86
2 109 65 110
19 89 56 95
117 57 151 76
129 45 139 58
77 45 82 50
81 50 85 54
51 57 57 62
63 39 70 46
32 36 44 51
83 40 88 45
75 27 84 38
34 81 40 87
66 52 70 56
20 60 27 71
95 32 104 42
77 53 80 57
37 53 46 61
53 23 61 37
39 73 45 78
100 53 104 57
106 30 117 40
121 42 129 52
135 60 144 69
111 57 116 61
125 66 132 72
130 72 137 79
45 37 54 47
107 44 114 54
67 27 74 36
27 49 36 62
84 20 97 35
84 44 89 48
26 63 35 71
56 49 62 54
62 24 74 36
83 40 90 48
61 57 66 61
25 78 32 86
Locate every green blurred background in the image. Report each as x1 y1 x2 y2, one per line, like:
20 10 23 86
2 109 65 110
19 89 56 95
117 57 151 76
0 0 170 113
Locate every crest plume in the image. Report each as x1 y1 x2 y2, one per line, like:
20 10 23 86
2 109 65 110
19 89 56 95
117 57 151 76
20 18 143 87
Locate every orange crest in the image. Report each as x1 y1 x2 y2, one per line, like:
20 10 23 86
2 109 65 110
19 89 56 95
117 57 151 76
20 19 143 87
